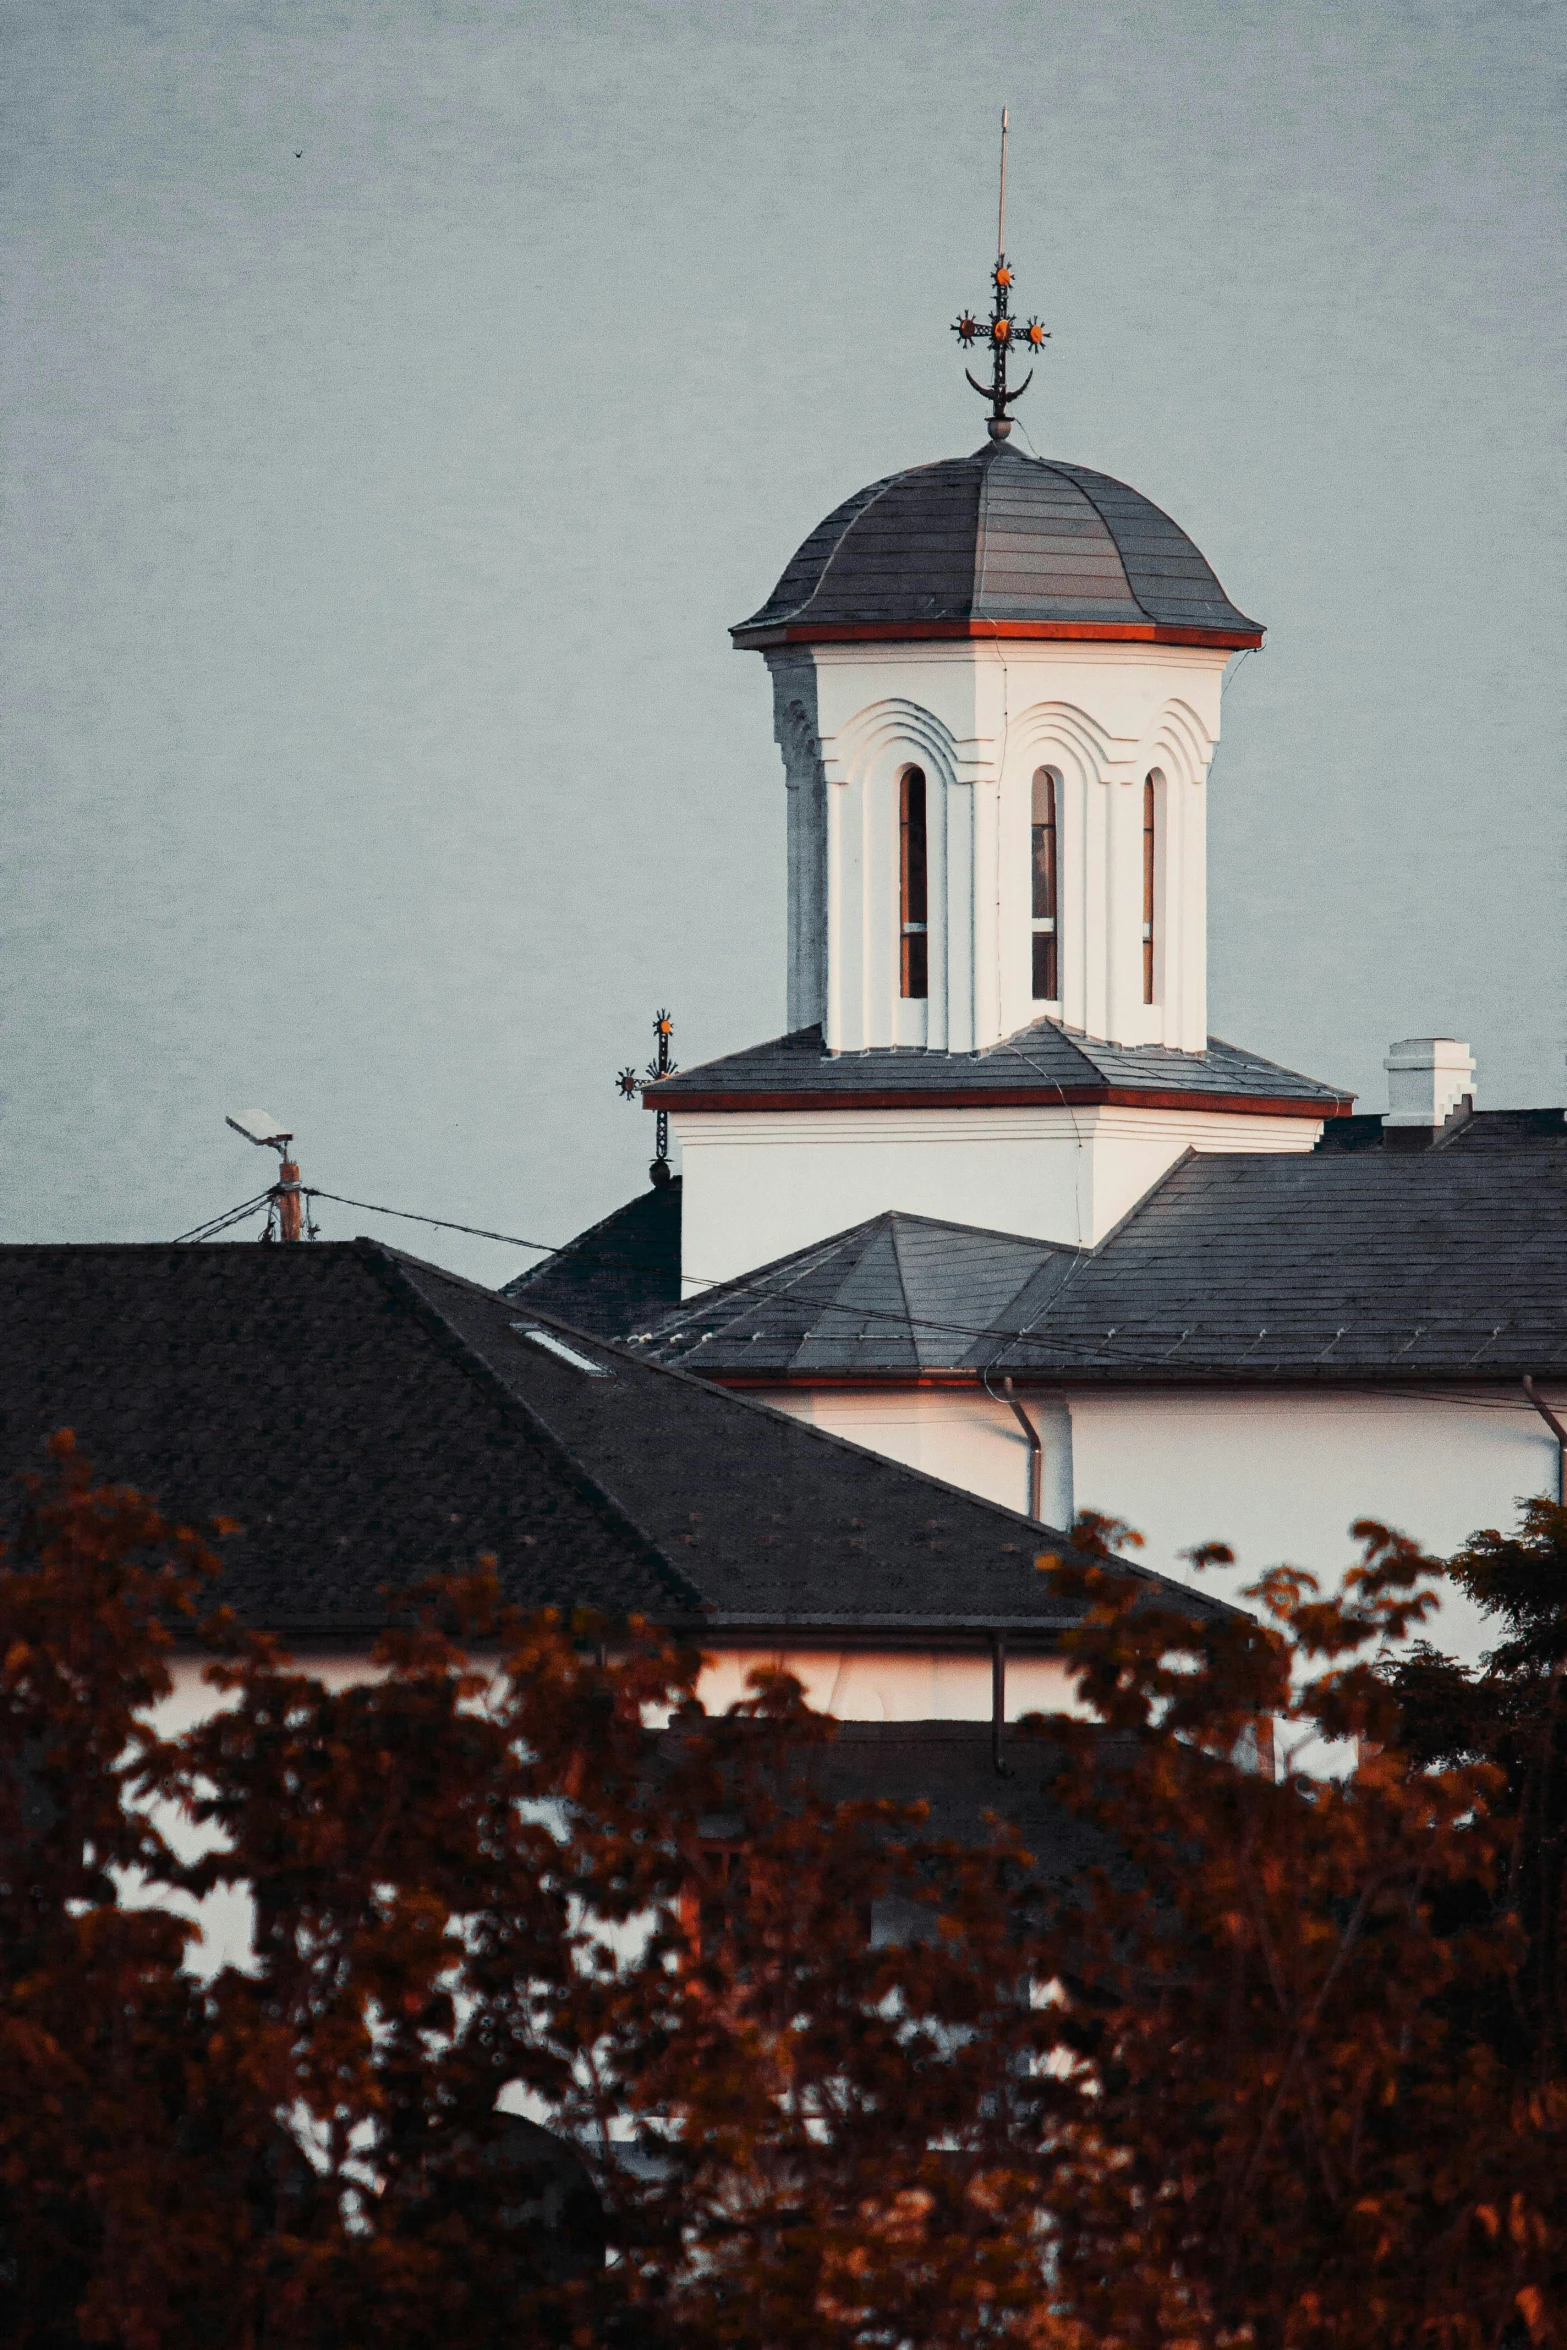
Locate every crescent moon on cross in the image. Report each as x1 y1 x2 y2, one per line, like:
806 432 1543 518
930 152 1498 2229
965 366 1034 407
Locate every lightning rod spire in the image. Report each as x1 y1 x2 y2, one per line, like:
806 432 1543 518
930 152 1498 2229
952 108 1047 441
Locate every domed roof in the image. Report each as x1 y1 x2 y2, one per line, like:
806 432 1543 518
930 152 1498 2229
732 439 1262 652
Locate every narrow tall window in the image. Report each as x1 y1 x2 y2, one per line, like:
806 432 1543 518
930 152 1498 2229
1141 773 1157 1005
900 767 928 999
1030 769 1059 1001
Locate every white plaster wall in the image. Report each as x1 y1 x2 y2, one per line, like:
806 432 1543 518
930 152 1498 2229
139 1640 1085 1979
1068 1386 1563 1666
764 1386 1075 1530
696 1648 1086 1724
767 639 1228 1058
672 1106 1322 1292
756 1383 1567 1671
155 1635 1065 1779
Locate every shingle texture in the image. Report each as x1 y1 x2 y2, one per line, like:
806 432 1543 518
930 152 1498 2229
732 441 1263 646
650 1021 1350 1112
643 1142 1567 1381
790 1723 1139 1889
0 1243 685 1627
0 1241 1226 1635
502 1179 682 1338
648 1215 1067 1377
400 1256 1231 1629
1316 1109 1567 1155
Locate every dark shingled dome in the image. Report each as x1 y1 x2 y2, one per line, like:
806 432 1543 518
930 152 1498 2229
732 439 1262 650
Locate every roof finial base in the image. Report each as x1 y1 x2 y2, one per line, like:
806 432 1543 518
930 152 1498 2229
986 415 1013 441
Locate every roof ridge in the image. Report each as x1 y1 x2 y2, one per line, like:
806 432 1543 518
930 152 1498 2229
1205 1034 1353 1098
982 1019 1103 1085
514 1292 1108 1558
977 453 1136 623
764 467 911 630
882 1215 922 1362
357 1244 707 1618
501 1179 680 1301
880 1208 1078 1252
651 1212 898 1344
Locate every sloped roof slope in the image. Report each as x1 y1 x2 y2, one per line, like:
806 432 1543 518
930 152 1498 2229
648 1213 1076 1378
990 1150 1567 1379
648 1021 1349 1117
0 1241 1230 1636
0 1243 685 1628
399 1254 1232 1630
731 441 1263 650
1316 1108 1567 1155
641 1148 1567 1382
502 1178 682 1338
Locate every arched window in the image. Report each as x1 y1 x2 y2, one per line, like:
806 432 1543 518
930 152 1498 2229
1030 769 1059 1001
899 767 928 999
1141 773 1157 1005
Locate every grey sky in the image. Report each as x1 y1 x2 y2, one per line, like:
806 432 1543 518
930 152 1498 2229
4 0 1562 1288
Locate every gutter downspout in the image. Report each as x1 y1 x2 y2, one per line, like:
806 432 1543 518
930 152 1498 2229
1001 1376 1043 1522
1523 1378 1567 1506
991 1633 1010 1777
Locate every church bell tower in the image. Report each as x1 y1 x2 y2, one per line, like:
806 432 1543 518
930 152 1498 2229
649 224 1349 1291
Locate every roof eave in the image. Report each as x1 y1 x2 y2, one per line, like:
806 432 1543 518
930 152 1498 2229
668 1612 1088 1644
731 618 1265 653
696 1364 1565 1391
650 1084 1349 1117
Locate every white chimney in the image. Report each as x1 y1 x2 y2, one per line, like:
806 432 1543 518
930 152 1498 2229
1382 1038 1475 1131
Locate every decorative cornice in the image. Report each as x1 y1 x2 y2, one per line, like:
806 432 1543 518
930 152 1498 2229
653 1085 1348 1118
734 618 1264 652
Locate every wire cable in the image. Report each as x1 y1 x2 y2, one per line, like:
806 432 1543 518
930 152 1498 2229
173 1189 1563 1400
301 1190 556 1253
173 1191 275 1244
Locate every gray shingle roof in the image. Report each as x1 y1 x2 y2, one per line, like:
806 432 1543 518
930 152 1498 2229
0 1240 1231 1636
641 1144 1567 1382
0 1242 686 1629
788 1722 1138 1889
650 1021 1351 1116
647 1214 1069 1378
1317 1108 1567 1155
502 1179 682 1337
731 441 1263 649
397 1255 1233 1631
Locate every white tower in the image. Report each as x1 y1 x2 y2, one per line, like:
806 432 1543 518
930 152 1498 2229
652 271 1350 1290
741 438 1250 1061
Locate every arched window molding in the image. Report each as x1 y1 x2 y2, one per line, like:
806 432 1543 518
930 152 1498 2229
1030 768 1060 1004
1141 771 1159 1006
899 766 928 1001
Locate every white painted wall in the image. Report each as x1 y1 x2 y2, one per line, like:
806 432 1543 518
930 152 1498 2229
696 1647 1086 1725
1068 1386 1562 1664
141 1639 1086 1979
753 1381 1566 1669
156 1635 1071 1764
764 1386 1075 1531
672 1104 1322 1293
765 638 1230 1058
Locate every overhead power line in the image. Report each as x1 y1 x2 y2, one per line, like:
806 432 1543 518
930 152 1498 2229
172 1191 275 1244
300 1190 558 1252
170 1185 1561 1404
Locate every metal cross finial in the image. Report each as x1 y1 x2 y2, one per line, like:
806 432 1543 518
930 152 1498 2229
952 107 1048 441
616 1009 677 1189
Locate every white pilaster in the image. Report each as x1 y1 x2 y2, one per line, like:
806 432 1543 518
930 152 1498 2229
768 642 1230 1059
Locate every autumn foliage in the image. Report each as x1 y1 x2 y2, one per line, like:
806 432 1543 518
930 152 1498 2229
0 1435 1562 2346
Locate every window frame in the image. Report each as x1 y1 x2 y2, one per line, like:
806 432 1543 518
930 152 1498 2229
899 765 929 1001
1141 772 1157 1007
1029 767 1060 1005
